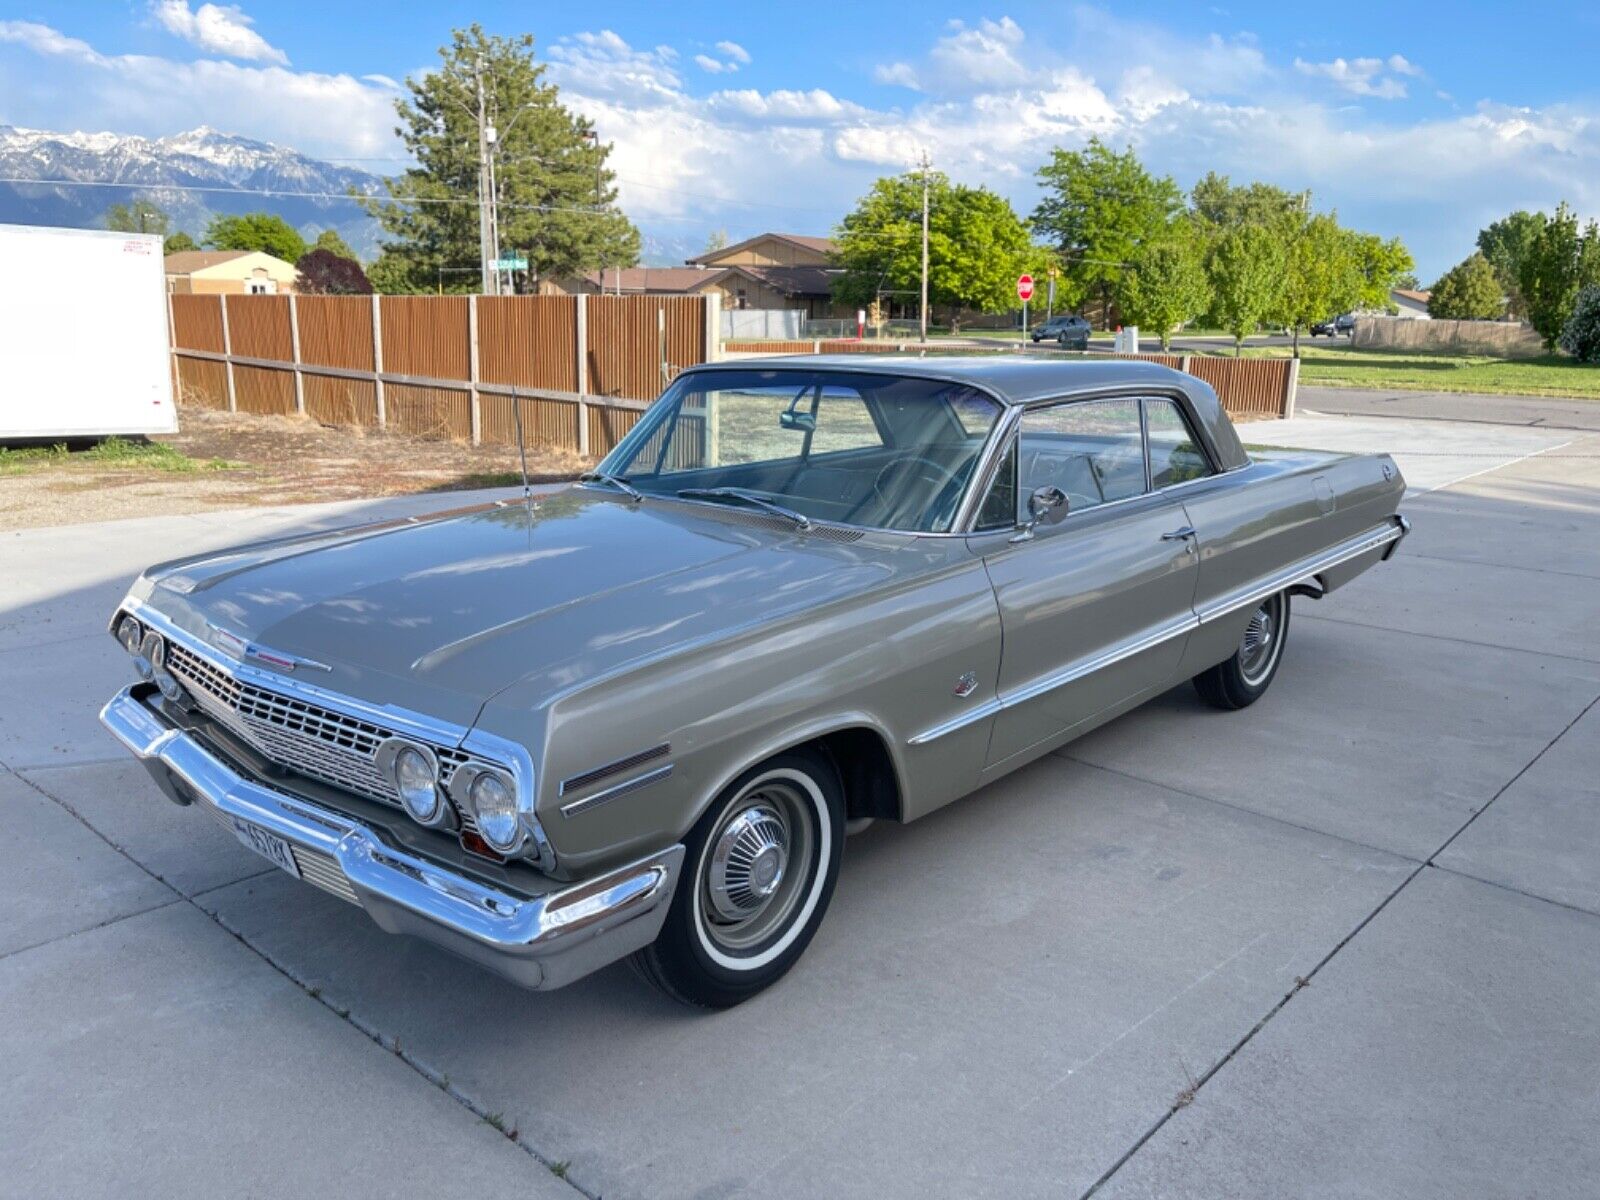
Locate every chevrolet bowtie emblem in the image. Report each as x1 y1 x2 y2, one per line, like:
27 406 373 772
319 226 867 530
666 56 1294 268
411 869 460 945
208 624 332 673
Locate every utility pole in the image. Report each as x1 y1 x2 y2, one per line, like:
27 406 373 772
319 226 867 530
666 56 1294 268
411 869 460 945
918 149 931 344
474 57 496 295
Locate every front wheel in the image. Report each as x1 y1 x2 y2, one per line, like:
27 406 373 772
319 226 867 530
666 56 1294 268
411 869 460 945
1193 591 1290 710
632 749 843 1007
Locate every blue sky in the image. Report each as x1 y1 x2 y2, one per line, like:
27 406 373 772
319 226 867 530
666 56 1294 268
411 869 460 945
5 2 1600 277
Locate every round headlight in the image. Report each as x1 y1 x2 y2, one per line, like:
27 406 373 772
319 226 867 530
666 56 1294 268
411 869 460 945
468 771 519 851
135 629 161 682
117 615 144 657
394 745 442 825
147 637 185 702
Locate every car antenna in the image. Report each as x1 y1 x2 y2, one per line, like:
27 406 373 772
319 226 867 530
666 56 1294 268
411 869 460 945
510 383 534 514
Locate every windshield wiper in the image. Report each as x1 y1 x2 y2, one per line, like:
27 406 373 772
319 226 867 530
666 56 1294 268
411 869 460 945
579 471 643 503
675 487 813 531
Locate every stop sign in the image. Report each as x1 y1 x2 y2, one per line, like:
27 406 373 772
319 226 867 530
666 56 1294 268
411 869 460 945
1017 274 1035 301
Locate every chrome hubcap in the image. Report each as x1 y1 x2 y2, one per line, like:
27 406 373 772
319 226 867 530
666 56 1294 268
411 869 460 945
699 781 817 954
708 805 789 921
1238 594 1285 685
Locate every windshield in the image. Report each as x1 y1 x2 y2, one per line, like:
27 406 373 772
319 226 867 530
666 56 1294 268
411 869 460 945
595 369 1004 532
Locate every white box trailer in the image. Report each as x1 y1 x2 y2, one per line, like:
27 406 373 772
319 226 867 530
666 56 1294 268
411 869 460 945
0 223 177 440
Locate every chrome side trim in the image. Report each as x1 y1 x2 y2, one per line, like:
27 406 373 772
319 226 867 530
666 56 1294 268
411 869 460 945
560 764 675 819
1193 520 1404 624
908 518 1406 746
100 685 682 992
561 742 671 796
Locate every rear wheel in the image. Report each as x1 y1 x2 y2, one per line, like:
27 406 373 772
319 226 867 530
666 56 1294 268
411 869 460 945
1194 591 1290 710
632 748 843 1008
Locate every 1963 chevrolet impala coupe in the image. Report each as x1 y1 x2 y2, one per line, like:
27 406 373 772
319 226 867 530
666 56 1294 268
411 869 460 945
101 357 1408 1007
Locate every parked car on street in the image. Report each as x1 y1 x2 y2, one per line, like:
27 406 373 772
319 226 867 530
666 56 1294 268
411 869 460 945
1312 314 1356 337
1031 314 1091 347
102 358 1409 1007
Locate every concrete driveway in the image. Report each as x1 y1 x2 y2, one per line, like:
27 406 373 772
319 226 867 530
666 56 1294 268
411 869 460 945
3 412 1598 1198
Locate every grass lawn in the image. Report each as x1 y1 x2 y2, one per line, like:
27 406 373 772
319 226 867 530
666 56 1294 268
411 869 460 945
0 436 233 477
1240 344 1600 399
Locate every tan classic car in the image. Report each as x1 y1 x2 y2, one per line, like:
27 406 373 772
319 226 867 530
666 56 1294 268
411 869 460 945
102 357 1408 1007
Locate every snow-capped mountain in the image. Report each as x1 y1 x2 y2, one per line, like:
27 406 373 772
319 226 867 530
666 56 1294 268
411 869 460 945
0 125 388 256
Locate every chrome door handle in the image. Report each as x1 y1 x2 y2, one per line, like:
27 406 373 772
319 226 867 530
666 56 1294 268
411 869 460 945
1161 526 1196 541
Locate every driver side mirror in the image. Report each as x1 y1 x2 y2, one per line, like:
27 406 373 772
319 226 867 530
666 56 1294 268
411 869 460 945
1011 485 1068 542
778 410 816 432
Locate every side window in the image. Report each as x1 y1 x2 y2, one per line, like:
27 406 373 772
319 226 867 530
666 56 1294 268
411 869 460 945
809 388 883 455
1016 398 1145 517
974 440 1017 531
1144 398 1214 489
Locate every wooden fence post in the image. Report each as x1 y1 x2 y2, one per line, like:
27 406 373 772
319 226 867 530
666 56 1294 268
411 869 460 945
1180 354 1193 377
288 294 305 415
166 290 179 403
468 294 482 446
1284 356 1300 419
219 295 237 412
371 294 386 428
575 294 590 458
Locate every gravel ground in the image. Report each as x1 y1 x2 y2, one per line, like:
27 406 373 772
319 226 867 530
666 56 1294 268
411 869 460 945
0 406 590 531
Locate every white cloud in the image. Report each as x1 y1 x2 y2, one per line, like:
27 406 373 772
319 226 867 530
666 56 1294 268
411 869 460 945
150 1 287 65
0 18 395 159
0 20 105 65
694 54 727 74
874 62 921 90
1295 55 1420 100
715 41 751 65
546 30 682 102
927 17 1026 91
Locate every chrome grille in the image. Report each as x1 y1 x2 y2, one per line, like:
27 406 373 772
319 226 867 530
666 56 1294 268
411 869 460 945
164 639 475 829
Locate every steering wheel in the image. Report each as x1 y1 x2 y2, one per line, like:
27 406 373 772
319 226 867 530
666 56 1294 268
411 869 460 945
872 456 964 526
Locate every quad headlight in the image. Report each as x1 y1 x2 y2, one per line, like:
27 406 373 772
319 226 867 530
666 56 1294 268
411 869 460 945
449 762 525 855
118 616 155 680
145 634 185 703
375 738 449 828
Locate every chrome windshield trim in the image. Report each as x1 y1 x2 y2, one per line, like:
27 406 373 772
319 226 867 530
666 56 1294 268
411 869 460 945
560 764 674 819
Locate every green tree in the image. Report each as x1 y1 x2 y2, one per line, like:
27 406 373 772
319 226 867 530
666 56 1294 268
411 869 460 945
1119 223 1211 350
367 251 432 294
368 25 639 294
1208 224 1285 355
205 212 308 264
1348 232 1415 313
163 231 197 254
1427 253 1504 320
1520 202 1585 347
105 199 170 235
1559 285 1600 363
1476 210 1542 318
832 171 1044 332
1271 215 1364 356
1032 138 1183 325
1189 173 1307 238
312 228 359 261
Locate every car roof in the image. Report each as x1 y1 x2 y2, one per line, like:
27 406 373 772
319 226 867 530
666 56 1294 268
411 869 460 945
684 354 1190 407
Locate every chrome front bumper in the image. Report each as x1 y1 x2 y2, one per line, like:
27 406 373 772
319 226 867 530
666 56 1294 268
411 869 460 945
100 685 684 990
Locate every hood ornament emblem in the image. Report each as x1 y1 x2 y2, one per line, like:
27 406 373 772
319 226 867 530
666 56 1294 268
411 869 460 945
208 624 332 673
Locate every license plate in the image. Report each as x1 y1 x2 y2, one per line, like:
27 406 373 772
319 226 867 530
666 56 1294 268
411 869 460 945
232 818 302 879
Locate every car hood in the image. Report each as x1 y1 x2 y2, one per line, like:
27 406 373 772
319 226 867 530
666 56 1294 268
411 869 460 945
134 491 906 730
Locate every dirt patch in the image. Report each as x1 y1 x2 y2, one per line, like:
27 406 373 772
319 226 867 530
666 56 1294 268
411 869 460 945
0 405 590 531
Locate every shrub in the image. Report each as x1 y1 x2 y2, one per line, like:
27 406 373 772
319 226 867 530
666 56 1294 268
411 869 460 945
1558 285 1600 362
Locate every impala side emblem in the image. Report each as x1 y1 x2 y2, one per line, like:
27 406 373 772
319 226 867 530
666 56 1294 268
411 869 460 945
953 670 979 698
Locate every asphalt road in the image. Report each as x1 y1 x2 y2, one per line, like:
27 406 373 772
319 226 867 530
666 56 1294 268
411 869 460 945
4 413 1598 1198
1299 383 1600 431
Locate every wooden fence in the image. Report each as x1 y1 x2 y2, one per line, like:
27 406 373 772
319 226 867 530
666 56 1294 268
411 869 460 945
721 341 1298 420
168 292 720 457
